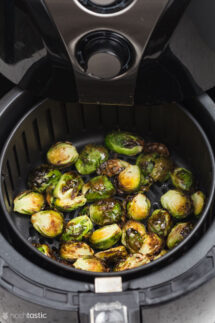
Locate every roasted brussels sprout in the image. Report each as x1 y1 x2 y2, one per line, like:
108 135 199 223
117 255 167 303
53 171 84 199
191 191 205 216
121 220 146 253
14 190 45 215
161 190 192 219
114 253 150 272
144 142 169 157
127 193 151 220
89 224 122 250
33 243 53 258
147 209 173 237
31 210 64 238
105 131 144 156
167 222 193 249
82 175 115 202
89 199 122 226
171 167 193 191
61 215 93 242
153 249 167 260
95 246 128 263
46 183 56 208
118 165 141 193
139 233 163 257
60 242 94 261
75 144 109 175
28 165 61 193
47 141 78 167
54 195 87 212
73 256 107 272
97 159 129 177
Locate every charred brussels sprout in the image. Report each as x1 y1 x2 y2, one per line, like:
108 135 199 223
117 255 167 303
127 193 151 220
60 242 94 261
105 131 144 156
191 191 205 216
118 165 141 193
28 165 61 193
47 141 78 167
54 195 87 212
82 175 115 202
167 222 193 249
89 224 122 250
61 215 93 242
95 246 128 263
75 144 109 175
97 159 129 177
89 199 122 226
171 167 193 191
161 190 192 219
33 244 53 258
121 220 146 253
153 249 167 260
14 190 45 215
73 256 107 272
147 209 173 237
31 210 64 238
144 142 169 157
114 253 150 272
139 233 163 257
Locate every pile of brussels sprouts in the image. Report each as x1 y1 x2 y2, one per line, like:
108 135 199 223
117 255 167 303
13 132 205 273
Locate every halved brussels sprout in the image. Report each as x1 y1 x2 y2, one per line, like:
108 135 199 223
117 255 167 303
28 165 61 193
60 242 94 261
167 222 193 249
121 220 146 253
75 144 109 175
53 171 84 200
144 142 169 157
31 210 64 238
147 209 173 237
61 215 93 242
171 167 193 191
153 249 167 260
139 233 163 257
118 165 141 193
54 195 87 212
114 253 150 272
89 199 122 226
105 131 144 156
33 243 53 258
89 224 122 250
14 190 45 215
127 193 151 220
161 190 192 219
97 159 129 177
82 175 115 202
191 191 205 216
47 141 79 167
95 246 128 263
73 256 107 272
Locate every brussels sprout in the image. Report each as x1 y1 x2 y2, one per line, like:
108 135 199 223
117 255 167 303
33 243 53 258
75 144 109 175
47 141 78 167
54 195 87 212
28 165 61 193
118 165 141 193
61 215 93 242
147 209 173 237
53 171 84 200
191 191 205 216
144 142 169 157
171 167 193 191
121 220 146 253
167 222 193 249
105 131 144 156
89 199 122 226
114 253 150 272
127 193 151 220
139 233 163 257
153 249 167 260
161 190 192 219
46 184 56 208
13 190 45 215
31 210 64 238
60 242 94 261
82 175 115 202
95 246 128 263
97 159 129 177
89 224 122 250
73 256 107 272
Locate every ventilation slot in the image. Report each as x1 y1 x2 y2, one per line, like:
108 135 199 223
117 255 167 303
3 179 11 208
13 145 21 177
6 161 14 191
22 132 30 163
33 119 42 151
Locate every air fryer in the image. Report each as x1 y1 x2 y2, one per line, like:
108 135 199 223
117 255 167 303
1 0 215 322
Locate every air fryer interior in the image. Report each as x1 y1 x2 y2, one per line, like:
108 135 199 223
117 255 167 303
0 99 214 277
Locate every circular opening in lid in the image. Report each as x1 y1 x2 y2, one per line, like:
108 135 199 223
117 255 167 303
78 0 134 14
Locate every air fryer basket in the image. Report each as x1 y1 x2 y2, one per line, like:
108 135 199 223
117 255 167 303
0 99 214 279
